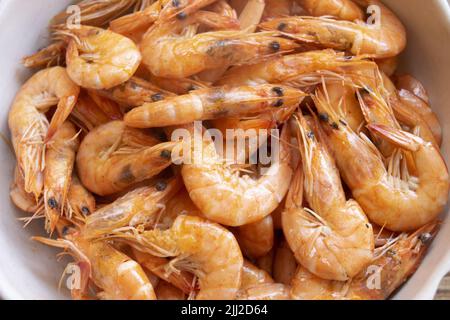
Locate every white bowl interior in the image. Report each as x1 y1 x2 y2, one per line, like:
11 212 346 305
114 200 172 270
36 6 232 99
0 0 449 300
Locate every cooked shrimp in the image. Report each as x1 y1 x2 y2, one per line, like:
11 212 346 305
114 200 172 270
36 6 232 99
156 280 186 300
272 239 298 285
8 66 80 198
140 10 296 78
77 120 179 195
84 176 181 238
256 247 275 275
263 0 293 21
56 26 141 90
98 77 175 108
376 56 399 77
237 283 291 300
43 121 80 233
314 89 449 231
114 215 244 300
218 49 375 86
34 229 156 300
241 260 274 289
283 114 373 280
235 215 274 259
125 84 305 128
295 0 364 21
179 123 294 226
260 0 406 58
67 175 96 220
291 221 439 300
132 248 196 294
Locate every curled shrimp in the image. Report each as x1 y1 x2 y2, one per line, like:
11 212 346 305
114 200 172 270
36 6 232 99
114 215 244 300
218 49 375 86
125 84 306 128
140 10 296 78
8 66 80 198
283 113 374 281
84 176 180 238
56 26 141 90
295 0 364 21
34 226 156 300
234 215 274 259
290 221 439 300
43 121 80 233
77 121 179 196
314 88 449 231
179 123 294 226
260 0 406 58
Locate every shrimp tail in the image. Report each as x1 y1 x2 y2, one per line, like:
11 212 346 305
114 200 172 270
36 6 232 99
367 124 421 152
45 97 78 143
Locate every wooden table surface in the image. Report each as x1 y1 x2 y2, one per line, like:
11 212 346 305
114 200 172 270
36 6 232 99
435 273 450 300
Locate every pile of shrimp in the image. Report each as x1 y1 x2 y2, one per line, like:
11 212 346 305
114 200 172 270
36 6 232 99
8 0 448 300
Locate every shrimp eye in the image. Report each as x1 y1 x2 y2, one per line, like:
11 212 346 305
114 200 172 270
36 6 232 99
419 233 432 244
269 41 281 52
160 150 172 159
307 131 315 139
272 99 284 107
172 0 180 7
176 12 187 20
277 22 287 31
319 113 329 122
272 87 284 97
151 93 164 102
48 198 58 209
331 122 339 130
81 207 91 216
155 181 168 191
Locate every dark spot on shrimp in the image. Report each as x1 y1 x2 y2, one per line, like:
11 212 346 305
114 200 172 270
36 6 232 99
172 0 180 7
272 87 284 97
339 120 347 127
419 233 432 244
119 164 135 184
331 122 339 130
151 93 164 102
155 181 168 191
365 223 370 229
269 41 280 52
160 149 172 159
62 226 70 236
319 113 329 122
48 198 58 209
307 131 315 139
277 22 287 31
176 12 187 20
272 99 284 107
344 56 353 60
81 206 91 216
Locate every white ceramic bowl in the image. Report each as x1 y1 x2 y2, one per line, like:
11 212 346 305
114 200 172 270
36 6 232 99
0 0 449 300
